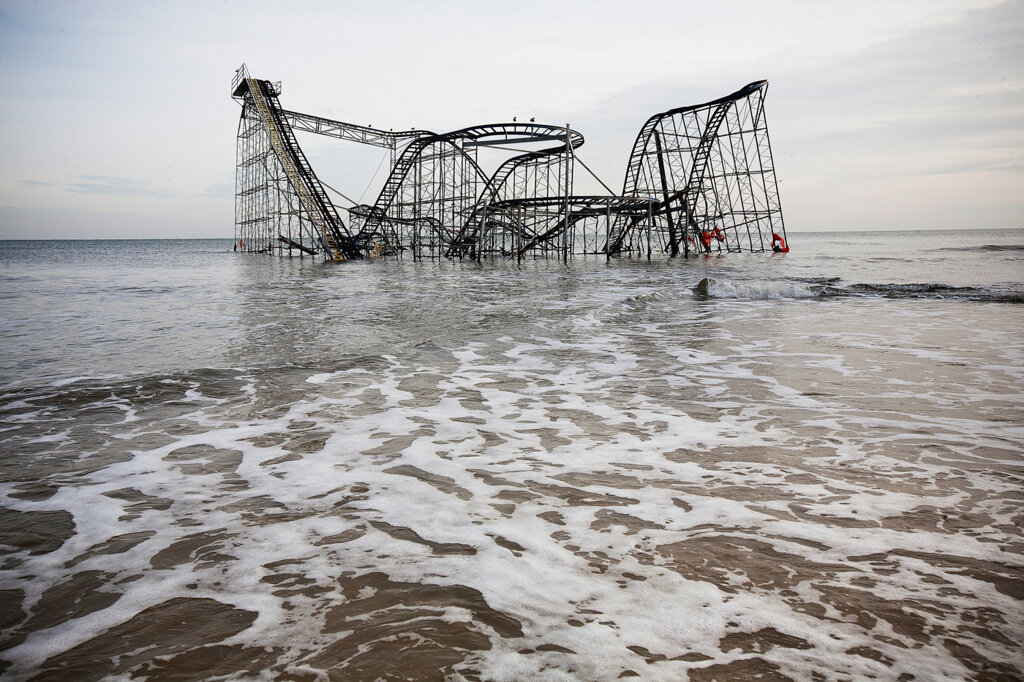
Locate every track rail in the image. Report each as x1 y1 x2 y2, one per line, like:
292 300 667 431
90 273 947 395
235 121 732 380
237 70 360 259
607 81 769 256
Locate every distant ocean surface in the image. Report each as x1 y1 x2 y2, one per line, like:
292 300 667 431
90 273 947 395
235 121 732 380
1 230 1022 680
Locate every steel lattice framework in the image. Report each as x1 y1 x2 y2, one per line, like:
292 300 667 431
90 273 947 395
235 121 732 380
609 80 785 257
232 65 785 261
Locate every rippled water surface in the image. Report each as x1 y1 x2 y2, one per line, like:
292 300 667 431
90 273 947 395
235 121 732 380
1 231 1022 680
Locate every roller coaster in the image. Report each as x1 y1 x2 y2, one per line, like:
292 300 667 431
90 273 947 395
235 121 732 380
232 65 785 261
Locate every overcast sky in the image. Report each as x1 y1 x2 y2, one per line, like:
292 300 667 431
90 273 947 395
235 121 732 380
0 0 1021 238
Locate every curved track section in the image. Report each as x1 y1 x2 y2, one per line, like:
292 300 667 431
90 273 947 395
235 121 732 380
450 125 584 257
359 133 488 252
366 124 584 257
610 80 785 256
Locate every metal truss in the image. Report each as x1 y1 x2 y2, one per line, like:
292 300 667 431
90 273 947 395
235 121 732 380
610 81 786 256
234 102 317 257
480 196 660 260
281 110 432 149
232 66 785 261
232 66 360 260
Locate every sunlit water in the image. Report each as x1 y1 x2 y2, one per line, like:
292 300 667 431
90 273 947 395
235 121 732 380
1 231 1022 680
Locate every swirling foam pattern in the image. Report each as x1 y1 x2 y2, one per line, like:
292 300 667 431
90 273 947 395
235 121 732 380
1 233 1022 680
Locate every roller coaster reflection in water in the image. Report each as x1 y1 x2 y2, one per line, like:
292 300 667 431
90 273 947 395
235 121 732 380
231 64 786 261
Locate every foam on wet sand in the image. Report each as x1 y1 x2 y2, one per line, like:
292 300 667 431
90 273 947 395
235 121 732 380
2 283 1022 680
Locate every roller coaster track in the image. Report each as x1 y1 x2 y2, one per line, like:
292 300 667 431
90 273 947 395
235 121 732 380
281 110 433 148
233 66 783 260
358 135 452 245
603 113 671 255
447 125 584 257
607 101 732 255
242 77 360 260
607 81 766 256
366 124 582 254
452 152 562 256
622 118 665 200
672 100 732 243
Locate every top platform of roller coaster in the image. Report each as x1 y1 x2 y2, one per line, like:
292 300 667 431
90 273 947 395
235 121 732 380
231 64 786 261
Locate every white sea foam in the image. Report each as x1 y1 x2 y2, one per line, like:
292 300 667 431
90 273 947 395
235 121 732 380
695 276 818 299
48 376 89 387
2 245 1023 680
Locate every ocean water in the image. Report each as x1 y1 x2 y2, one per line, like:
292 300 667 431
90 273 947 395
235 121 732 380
0 230 1021 681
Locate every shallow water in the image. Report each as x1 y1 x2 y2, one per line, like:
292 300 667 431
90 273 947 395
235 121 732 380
1 231 1022 680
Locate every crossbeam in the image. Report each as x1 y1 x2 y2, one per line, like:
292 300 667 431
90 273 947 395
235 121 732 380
282 110 433 149
465 135 567 147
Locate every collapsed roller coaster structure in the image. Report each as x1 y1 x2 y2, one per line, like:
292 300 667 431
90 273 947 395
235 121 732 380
232 65 785 261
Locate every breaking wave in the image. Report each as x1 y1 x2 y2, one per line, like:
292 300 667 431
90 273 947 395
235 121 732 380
693 277 1024 303
693 277 818 299
936 244 1024 252
828 282 1024 303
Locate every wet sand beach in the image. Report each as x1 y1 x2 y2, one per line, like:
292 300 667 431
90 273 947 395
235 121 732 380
1 231 1022 680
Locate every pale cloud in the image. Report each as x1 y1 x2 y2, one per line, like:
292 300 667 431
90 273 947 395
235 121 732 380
200 183 235 199
0 0 1020 237
66 176 177 199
